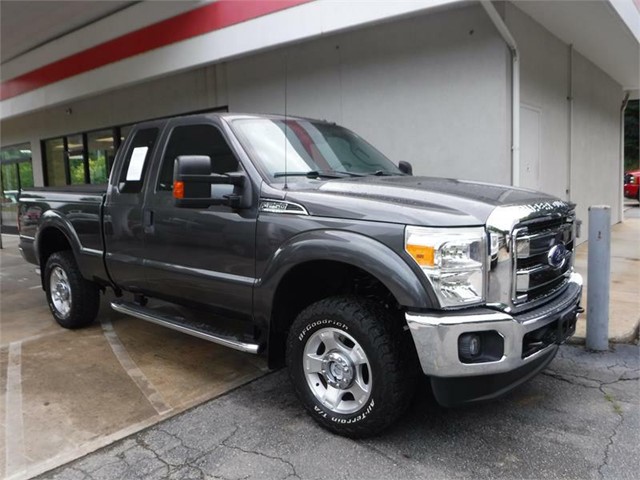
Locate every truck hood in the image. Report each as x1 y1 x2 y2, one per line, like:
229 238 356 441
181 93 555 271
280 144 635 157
283 176 562 227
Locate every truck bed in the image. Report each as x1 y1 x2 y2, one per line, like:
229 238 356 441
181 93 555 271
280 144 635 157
19 184 107 200
18 185 107 282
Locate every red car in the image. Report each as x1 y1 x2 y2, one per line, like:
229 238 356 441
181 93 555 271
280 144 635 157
624 170 640 200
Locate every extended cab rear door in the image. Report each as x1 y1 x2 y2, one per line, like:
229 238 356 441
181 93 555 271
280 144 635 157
104 121 164 292
140 116 258 320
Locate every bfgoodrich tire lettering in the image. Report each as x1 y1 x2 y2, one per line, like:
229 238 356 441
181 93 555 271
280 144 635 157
44 251 100 329
286 295 415 438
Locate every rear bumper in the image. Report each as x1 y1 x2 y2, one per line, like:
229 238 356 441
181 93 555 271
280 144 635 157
406 272 582 406
19 235 39 265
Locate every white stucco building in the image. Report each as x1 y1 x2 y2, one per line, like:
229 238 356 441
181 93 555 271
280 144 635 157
1 0 638 238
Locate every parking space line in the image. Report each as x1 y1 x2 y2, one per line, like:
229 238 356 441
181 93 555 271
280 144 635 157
5 342 26 477
100 318 172 415
5 329 66 349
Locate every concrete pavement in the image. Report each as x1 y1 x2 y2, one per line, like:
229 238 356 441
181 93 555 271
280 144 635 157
38 344 640 480
0 236 267 480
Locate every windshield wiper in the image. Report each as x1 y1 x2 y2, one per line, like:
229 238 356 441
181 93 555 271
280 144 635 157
365 170 397 176
273 170 348 179
273 170 398 179
330 170 367 177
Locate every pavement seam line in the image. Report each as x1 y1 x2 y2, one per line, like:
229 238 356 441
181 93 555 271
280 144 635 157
543 365 634 479
100 317 172 415
221 425 301 480
597 386 625 479
5 341 26 478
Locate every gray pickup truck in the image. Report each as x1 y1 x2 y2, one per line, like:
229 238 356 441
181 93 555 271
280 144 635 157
18 113 582 437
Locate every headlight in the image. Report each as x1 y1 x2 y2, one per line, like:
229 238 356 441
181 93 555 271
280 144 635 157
405 226 486 308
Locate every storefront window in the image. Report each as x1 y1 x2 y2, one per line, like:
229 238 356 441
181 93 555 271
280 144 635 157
67 134 85 184
41 108 226 188
45 138 66 186
1 162 19 191
18 161 34 188
87 130 114 184
1 143 33 232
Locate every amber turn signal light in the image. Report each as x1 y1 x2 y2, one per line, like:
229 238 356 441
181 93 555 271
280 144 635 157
405 244 435 266
173 181 185 199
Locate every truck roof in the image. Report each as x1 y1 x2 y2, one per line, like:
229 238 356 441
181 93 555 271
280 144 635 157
134 112 333 129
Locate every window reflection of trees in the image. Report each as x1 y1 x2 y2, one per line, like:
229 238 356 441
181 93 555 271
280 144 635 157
0 143 33 232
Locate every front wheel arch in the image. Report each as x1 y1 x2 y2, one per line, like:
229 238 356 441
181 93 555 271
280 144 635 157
255 230 435 368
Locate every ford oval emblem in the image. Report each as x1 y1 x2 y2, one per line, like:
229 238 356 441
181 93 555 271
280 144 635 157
548 244 568 269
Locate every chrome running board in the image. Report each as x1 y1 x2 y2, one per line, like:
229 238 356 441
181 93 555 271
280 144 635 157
110 300 261 354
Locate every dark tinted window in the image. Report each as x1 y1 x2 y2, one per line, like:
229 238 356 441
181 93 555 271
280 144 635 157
157 124 238 191
44 138 66 186
118 128 158 193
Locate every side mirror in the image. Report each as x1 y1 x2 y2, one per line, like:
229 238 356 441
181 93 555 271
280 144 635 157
173 155 249 209
399 161 413 176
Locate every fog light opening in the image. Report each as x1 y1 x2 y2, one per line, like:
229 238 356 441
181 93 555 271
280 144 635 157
458 331 505 364
459 333 481 361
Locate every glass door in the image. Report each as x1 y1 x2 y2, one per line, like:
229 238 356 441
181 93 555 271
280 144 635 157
0 143 33 233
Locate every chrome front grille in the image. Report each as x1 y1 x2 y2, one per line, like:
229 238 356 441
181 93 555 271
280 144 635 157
486 201 577 314
512 216 576 305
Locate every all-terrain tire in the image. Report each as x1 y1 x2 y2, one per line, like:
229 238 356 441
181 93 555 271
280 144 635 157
44 251 100 329
286 295 415 438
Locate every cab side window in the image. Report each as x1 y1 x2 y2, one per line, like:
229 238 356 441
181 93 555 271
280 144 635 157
117 128 158 193
157 124 239 191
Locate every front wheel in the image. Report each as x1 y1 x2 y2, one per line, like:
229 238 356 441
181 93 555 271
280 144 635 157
286 295 415 438
44 251 100 329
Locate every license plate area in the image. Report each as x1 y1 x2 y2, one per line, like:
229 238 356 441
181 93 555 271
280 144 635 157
521 306 578 358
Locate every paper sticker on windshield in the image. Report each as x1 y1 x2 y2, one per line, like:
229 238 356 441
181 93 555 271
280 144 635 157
126 146 148 181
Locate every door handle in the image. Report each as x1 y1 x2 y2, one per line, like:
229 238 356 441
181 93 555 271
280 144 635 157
143 209 154 234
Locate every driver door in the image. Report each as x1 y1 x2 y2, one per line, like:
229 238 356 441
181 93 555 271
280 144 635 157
141 118 257 319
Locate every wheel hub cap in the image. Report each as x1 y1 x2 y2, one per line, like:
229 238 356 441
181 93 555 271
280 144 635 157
50 266 72 318
302 327 372 415
321 351 355 389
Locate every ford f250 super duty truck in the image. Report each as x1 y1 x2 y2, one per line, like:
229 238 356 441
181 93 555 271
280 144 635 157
18 113 582 437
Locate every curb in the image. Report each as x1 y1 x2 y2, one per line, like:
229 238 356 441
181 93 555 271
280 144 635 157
568 320 640 345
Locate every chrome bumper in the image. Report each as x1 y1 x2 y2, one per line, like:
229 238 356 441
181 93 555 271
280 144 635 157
406 273 583 377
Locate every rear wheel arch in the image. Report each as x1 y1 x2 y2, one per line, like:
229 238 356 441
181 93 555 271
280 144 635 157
35 211 87 283
36 226 76 286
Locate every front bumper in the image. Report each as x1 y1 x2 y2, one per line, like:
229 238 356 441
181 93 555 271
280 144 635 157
406 273 582 405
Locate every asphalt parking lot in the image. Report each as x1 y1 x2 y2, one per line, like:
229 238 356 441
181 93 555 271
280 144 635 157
38 343 639 480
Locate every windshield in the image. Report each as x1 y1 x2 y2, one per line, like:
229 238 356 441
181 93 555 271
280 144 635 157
230 118 402 182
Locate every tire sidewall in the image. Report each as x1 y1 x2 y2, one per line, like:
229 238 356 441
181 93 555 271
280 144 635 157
288 310 385 429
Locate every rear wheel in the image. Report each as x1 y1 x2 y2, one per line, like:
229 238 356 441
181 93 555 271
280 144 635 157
44 251 100 329
286 295 415 438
